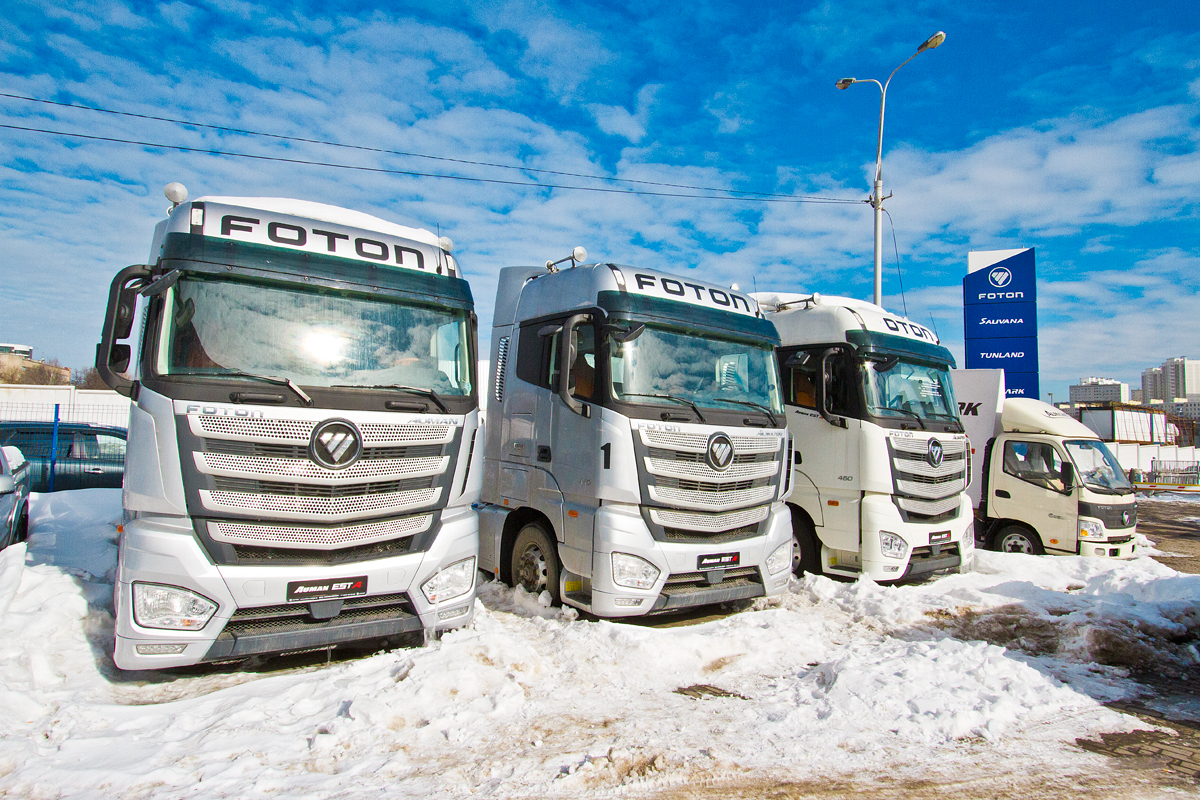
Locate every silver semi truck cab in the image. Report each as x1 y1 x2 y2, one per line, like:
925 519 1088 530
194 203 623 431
96 190 481 669
757 293 973 582
478 260 794 617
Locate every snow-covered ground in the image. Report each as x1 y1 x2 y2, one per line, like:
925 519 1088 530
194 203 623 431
1 491 1198 799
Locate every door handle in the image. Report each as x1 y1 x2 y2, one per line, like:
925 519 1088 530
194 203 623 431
536 446 552 463
994 489 1010 499
85 467 105 474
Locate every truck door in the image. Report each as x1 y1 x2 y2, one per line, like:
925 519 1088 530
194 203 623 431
781 347 861 552
989 438 1075 551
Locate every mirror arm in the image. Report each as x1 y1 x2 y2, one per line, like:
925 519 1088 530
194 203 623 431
558 313 590 417
815 347 846 428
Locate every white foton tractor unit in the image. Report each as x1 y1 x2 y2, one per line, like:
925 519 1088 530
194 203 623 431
95 185 482 669
755 293 973 581
479 253 794 616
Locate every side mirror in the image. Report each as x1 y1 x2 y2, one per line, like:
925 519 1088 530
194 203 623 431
96 264 153 396
1061 462 1075 492
814 348 845 428
0 475 13 495
557 313 591 418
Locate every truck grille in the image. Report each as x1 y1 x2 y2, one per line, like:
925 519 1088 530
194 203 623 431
889 437 967 520
663 566 762 594
184 412 460 533
221 593 417 637
635 424 784 529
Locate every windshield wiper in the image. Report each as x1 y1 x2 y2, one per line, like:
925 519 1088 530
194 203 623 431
621 393 707 424
173 369 313 406
708 397 778 426
923 411 965 430
878 407 926 430
329 384 450 414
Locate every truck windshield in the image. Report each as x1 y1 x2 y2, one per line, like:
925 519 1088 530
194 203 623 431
155 275 473 394
859 357 959 426
1064 439 1134 495
608 325 782 415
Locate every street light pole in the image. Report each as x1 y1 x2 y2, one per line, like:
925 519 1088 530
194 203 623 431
837 31 945 307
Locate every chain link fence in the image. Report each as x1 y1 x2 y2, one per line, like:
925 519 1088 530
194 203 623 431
0 396 130 493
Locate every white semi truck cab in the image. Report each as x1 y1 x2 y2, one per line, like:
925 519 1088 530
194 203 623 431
478 258 794 616
96 187 482 669
755 293 973 581
952 369 1138 558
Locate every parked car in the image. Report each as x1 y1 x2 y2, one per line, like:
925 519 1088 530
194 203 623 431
0 422 127 493
0 444 30 550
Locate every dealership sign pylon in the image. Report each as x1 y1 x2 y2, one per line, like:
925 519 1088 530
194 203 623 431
963 248 1039 399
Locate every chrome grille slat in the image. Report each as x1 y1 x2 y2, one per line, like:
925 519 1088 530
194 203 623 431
195 453 449 484
638 429 781 454
896 495 960 516
191 415 455 445
889 437 967 518
649 485 775 512
648 504 770 532
644 457 778 482
200 488 443 519
209 514 433 550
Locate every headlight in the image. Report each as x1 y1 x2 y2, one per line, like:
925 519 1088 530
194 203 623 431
766 541 792 575
132 583 217 630
422 557 476 604
612 552 660 589
962 523 975 552
879 531 909 560
1078 519 1106 541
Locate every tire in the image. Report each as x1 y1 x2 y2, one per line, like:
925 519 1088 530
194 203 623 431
790 509 822 576
510 522 561 604
992 525 1044 555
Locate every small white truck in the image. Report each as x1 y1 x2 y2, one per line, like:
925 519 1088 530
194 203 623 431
952 369 1138 557
755 293 974 581
96 185 482 669
478 255 794 616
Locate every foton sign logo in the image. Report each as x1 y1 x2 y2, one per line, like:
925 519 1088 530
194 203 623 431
977 290 1025 300
631 273 756 315
987 266 1012 288
882 317 937 342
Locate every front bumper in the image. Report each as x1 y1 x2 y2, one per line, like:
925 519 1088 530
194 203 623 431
1078 530 1138 559
580 502 793 617
855 493 973 581
113 505 478 670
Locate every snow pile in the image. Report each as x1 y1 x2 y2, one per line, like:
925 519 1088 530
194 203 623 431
0 490 1196 798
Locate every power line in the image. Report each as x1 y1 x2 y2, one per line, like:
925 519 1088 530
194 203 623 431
0 91 860 203
0 122 866 204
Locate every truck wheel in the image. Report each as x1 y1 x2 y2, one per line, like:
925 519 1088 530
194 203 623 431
992 525 1044 555
511 523 560 604
790 513 822 576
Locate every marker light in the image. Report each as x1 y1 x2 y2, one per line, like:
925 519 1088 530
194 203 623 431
164 182 188 206
438 236 454 253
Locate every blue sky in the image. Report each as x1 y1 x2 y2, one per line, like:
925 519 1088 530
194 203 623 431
1 0 1198 403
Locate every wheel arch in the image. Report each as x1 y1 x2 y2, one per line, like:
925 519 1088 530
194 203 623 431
498 506 556 585
988 520 1042 550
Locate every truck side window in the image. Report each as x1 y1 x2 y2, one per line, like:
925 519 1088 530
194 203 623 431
514 322 546 387
1002 441 1066 493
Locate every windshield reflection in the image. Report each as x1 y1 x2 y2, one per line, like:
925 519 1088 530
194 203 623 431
1065 439 1134 494
859 357 959 425
608 325 782 414
156 275 473 394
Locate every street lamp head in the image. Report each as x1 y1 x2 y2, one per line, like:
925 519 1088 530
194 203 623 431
835 77 856 90
917 31 946 53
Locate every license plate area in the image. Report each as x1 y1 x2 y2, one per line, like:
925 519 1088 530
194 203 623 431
930 531 951 544
286 576 368 602
697 552 740 571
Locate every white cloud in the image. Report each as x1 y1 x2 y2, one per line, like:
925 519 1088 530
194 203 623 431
586 84 661 143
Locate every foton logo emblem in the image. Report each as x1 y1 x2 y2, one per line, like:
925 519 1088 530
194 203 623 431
310 419 363 469
988 266 1012 288
927 439 944 468
706 432 735 472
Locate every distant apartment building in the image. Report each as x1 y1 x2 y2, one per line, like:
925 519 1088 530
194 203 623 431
1164 399 1200 421
1142 357 1200 403
0 343 70 384
1069 376 1129 405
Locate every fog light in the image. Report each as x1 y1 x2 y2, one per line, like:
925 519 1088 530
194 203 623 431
879 531 909 560
135 643 187 655
773 575 790 588
613 597 644 607
422 557 476 604
437 605 470 621
132 583 217 630
612 553 660 589
765 541 792 575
